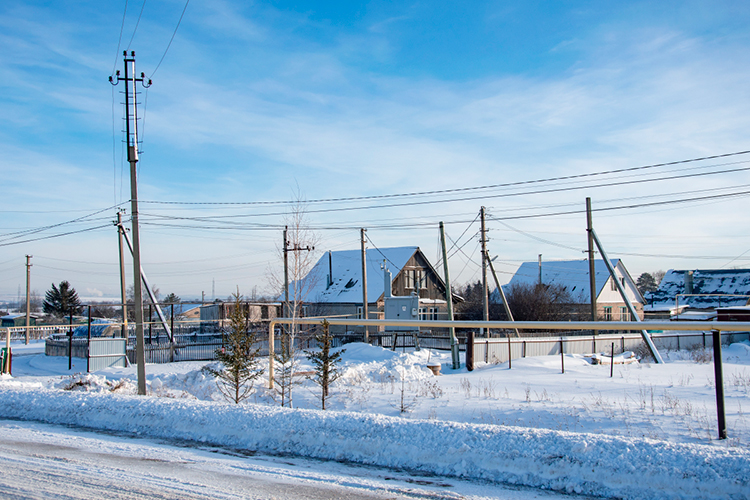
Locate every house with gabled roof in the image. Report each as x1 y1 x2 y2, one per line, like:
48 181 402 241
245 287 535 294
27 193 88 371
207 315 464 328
290 246 450 333
645 269 750 319
503 258 645 320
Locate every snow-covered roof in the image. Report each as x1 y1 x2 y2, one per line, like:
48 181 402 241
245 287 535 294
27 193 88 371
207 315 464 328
289 246 421 304
647 269 750 310
501 259 631 302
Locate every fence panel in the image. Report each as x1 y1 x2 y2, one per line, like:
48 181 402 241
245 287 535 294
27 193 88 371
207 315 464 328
89 339 127 370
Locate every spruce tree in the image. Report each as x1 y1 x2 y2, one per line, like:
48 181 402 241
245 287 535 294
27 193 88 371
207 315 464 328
43 281 82 318
203 291 263 404
305 320 345 410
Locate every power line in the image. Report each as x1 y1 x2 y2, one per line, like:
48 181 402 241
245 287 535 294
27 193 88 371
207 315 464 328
111 0 129 75
125 0 147 51
149 0 190 78
0 205 123 241
139 150 750 206
139 163 750 219
0 225 112 248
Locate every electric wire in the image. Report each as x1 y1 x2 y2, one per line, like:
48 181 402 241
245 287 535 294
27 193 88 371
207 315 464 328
0 224 113 248
138 164 750 219
0 206 123 241
149 0 190 78
125 0 147 51
139 150 750 206
111 0 129 75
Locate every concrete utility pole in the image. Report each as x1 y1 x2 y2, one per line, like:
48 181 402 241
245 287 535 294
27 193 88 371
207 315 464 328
586 198 598 327
360 228 369 343
110 51 152 395
440 222 460 369
25 255 32 344
480 207 489 337
116 210 128 339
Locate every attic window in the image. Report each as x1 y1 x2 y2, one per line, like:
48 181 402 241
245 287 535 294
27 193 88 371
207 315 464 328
344 278 357 289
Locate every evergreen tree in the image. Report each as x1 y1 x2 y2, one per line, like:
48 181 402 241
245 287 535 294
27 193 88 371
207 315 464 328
163 292 181 304
43 281 82 318
203 291 263 404
636 273 658 295
305 320 345 410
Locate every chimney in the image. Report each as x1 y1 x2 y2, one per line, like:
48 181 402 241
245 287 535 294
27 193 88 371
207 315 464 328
383 260 392 298
685 271 694 295
327 251 333 288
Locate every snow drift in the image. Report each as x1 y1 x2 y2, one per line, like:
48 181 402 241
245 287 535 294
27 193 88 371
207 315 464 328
0 386 747 500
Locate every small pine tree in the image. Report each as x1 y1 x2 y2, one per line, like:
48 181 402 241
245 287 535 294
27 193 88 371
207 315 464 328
305 320 345 410
43 281 82 318
203 291 263 404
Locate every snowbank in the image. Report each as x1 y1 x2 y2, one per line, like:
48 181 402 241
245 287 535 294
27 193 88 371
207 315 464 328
0 386 747 500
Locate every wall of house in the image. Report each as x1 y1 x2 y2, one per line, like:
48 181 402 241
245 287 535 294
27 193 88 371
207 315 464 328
391 253 446 300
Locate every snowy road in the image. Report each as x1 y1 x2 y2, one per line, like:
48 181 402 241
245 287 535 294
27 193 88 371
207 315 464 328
0 420 570 500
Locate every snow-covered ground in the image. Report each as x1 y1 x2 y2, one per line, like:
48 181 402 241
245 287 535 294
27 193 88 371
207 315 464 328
1 339 749 499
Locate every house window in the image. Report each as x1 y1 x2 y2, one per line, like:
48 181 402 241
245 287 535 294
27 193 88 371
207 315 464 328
405 269 424 289
611 277 625 291
620 307 629 321
603 306 613 321
419 307 438 321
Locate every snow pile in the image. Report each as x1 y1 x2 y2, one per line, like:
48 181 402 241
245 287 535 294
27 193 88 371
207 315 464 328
0 386 748 500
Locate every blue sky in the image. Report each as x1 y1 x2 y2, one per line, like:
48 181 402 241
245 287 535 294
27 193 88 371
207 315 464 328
2 0 750 302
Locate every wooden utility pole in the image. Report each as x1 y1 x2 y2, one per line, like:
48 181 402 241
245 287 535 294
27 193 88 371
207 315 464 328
440 222 460 369
116 210 128 339
480 207 489 337
586 198 597 327
25 255 31 344
283 226 289 322
360 228 369 343
110 51 152 395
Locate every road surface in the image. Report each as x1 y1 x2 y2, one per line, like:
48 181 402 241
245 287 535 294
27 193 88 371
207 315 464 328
0 420 581 500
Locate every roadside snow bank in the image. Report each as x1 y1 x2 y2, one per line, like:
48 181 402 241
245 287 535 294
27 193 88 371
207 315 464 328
0 387 747 500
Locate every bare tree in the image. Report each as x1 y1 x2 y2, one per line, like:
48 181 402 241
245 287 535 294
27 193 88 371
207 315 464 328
505 282 584 326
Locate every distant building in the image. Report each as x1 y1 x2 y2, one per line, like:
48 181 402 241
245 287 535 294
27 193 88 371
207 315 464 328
504 258 644 320
645 269 750 319
288 246 450 333
199 302 281 330
1 314 37 327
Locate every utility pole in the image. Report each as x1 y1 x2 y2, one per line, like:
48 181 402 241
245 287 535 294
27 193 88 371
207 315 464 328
25 255 32 344
272 226 314 389
440 222 460 369
283 226 289 322
480 207 489 337
360 228 369 343
110 51 152 396
116 210 128 339
586 197 597 328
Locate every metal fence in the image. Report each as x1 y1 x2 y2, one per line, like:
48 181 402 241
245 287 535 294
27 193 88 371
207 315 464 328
468 330 750 366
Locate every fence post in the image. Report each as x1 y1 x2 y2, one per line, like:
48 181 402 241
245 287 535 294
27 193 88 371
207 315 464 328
610 342 614 378
522 340 526 358
712 329 727 440
466 331 474 371
86 305 91 373
507 336 512 369
560 338 565 374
